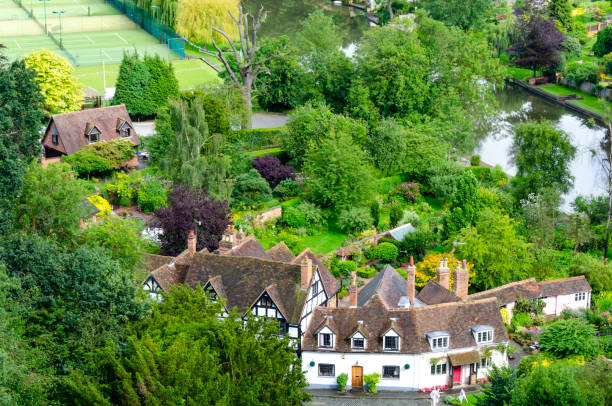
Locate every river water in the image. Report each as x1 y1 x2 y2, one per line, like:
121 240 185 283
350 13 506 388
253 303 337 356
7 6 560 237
244 0 608 207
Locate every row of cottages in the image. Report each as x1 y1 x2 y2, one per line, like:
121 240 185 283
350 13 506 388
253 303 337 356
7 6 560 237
302 259 592 391
41 105 139 167
142 227 341 343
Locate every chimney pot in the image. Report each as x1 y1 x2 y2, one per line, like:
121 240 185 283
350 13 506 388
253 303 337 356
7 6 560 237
187 229 196 255
453 259 469 300
437 257 450 291
406 258 416 306
349 271 358 307
301 258 313 290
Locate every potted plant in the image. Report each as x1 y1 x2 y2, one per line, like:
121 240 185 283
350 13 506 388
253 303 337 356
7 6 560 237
337 373 348 393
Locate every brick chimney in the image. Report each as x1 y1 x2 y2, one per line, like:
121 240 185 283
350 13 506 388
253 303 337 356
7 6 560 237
216 225 235 255
301 258 313 290
349 271 358 308
406 256 416 305
187 229 196 255
453 259 469 300
437 258 450 291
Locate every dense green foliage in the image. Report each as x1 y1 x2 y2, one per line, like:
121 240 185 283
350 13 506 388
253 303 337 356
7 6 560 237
475 365 517 406
376 242 399 262
568 252 612 293
64 138 135 177
337 207 373 234
442 171 481 239
593 26 612 57
231 169 273 210
421 0 494 30
511 362 586 406
539 318 600 358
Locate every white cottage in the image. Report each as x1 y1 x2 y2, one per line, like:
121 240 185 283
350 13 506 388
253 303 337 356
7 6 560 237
301 262 509 391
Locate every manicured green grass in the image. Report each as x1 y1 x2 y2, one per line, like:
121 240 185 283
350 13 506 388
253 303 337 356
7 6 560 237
74 58 220 93
506 66 537 81
539 84 612 116
297 227 348 254
247 147 283 158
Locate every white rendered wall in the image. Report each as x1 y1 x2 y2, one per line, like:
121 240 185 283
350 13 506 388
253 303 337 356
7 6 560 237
302 348 507 391
542 292 591 316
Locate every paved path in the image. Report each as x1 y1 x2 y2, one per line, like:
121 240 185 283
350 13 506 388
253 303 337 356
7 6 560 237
252 112 289 128
307 390 430 406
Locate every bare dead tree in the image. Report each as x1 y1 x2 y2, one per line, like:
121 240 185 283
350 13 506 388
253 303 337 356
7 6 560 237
199 6 287 129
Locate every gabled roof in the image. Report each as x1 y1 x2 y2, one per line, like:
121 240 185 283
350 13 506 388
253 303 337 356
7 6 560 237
302 296 508 354
292 248 340 297
358 265 407 308
143 253 173 273
183 253 307 323
221 235 271 260
42 105 138 155
266 241 295 262
206 275 227 301
417 279 461 305
538 275 591 296
468 278 540 304
313 316 338 335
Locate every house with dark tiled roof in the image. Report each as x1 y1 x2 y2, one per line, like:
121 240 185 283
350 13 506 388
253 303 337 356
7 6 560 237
302 258 509 391
142 228 341 342
41 105 139 166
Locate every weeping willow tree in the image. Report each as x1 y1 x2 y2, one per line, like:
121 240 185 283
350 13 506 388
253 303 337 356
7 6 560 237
160 98 231 199
175 0 239 44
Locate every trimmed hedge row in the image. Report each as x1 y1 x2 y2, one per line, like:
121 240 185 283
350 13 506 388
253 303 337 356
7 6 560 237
357 267 376 279
229 126 286 149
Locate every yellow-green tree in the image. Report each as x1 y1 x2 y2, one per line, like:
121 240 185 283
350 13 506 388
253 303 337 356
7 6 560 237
24 50 83 114
175 0 239 44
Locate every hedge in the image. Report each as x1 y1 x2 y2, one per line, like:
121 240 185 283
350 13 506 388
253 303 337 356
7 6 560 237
357 267 376 278
229 126 286 149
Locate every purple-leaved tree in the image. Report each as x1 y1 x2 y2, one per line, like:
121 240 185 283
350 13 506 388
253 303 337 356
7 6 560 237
508 13 565 77
251 156 295 188
154 184 231 256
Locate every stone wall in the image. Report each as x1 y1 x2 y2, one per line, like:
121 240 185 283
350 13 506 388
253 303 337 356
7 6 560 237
248 205 282 225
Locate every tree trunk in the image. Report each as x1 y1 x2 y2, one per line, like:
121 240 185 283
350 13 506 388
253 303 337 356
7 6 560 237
387 0 393 20
241 77 253 130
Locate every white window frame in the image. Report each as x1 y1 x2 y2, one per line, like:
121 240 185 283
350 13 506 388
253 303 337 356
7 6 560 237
476 330 493 344
431 336 449 350
479 357 492 368
319 332 333 348
351 337 365 350
318 363 335 377
430 362 447 375
383 335 399 352
574 292 586 301
382 365 400 379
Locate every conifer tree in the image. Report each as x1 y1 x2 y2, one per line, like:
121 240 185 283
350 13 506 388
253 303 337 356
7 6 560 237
114 52 153 116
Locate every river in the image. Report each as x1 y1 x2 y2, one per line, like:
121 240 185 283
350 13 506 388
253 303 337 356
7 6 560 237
243 0 608 208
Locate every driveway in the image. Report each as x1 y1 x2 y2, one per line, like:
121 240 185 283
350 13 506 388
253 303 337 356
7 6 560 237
252 112 289 128
307 390 430 406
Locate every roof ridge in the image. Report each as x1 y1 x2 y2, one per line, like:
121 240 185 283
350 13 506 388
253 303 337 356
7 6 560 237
53 104 125 118
538 275 585 284
388 296 497 311
201 251 301 267
469 278 537 297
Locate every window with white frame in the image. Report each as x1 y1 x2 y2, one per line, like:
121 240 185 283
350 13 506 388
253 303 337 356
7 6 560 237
318 363 335 377
319 332 333 348
382 365 400 379
432 336 449 350
351 337 365 350
430 362 447 375
479 357 492 368
575 292 586 301
477 330 493 344
384 335 399 351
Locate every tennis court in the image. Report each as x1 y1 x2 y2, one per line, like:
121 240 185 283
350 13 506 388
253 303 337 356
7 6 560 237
0 29 181 65
2 0 120 20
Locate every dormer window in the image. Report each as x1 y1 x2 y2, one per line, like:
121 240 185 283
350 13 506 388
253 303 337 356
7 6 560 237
383 334 399 351
351 331 366 350
51 127 58 145
88 128 100 144
426 331 450 350
317 326 334 349
472 325 494 344
119 125 131 138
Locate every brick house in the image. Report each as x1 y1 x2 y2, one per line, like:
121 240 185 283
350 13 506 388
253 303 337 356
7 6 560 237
41 104 139 167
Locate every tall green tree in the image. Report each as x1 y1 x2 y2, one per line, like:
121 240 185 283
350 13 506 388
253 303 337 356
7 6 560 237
454 208 533 290
420 0 495 30
303 132 376 211
61 286 310 405
549 0 573 32
369 118 408 176
511 120 576 202
144 54 179 112
442 170 481 239
113 52 153 115
520 188 562 248
14 162 88 243
158 98 231 199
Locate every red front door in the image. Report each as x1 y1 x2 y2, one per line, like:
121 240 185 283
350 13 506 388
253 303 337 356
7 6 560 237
453 366 461 384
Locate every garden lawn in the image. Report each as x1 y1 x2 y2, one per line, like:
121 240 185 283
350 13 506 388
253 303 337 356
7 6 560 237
539 84 612 116
506 66 538 81
248 147 283 158
74 59 220 93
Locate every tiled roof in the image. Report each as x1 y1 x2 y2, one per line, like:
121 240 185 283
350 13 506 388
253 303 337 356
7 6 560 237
183 253 307 323
222 235 271 260
358 265 407 308
448 350 480 366
143 253 173 273
468 278 540 304
266 241 295 262
42 105 138 155
302 296 508 353
538 275 592 297
292 248 340 297
417 279 461 305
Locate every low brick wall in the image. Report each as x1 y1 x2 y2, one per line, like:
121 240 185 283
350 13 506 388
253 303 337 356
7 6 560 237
248 205 282 225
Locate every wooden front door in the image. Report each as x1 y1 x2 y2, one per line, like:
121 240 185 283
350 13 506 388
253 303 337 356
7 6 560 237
452 366 462 384
351 366 363 388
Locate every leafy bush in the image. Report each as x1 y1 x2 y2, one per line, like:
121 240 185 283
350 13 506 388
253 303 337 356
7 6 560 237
400 227 434 262
273 179 299 198
510 362 585 406
539 318 599 358
470 155 481 166
357 267 376 278
252 155 296 188
475 365 516 406
370 200 380 228
137 179 168 212
337 207 373 234
282 201 324 229
337 373 348 391
364 373 380 393
338 288 348 299
389 203 403 228
231 169 273 210
564 60 600 84
562 36 582 58
376 242 399 263
511 312 531 329
514 297 546 315
568 253 612 293
64 151 111 177
105 172 137 206
392 182 421 203
87 194 112 218
593 25 612 57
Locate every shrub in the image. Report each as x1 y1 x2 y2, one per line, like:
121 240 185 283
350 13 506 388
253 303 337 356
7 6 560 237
562 36 581 59
593 25 612 57
376 242 399 263
539 318 599 358
475 365 516 406
337 373 348 391
337 207 373 234
364 244 377 260
87 195 112 218
514 297 546 315
229 127 286 149
370 200 380 228
470 155 481 166
400 227 434 262
137 179 168 213
364 373 380 393
393 182 421 204
273 179 299 198
357 267 376 278
389 203 403 227
282 201 324 229
252 155 296 188
568 253 612 294
564 60 600 84
64 151 111 177
511 312 531 329
231 169 273 210
105 172 137 206
335 260 357 278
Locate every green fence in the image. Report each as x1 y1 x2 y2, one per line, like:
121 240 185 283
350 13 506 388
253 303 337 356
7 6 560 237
104 0 185 58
